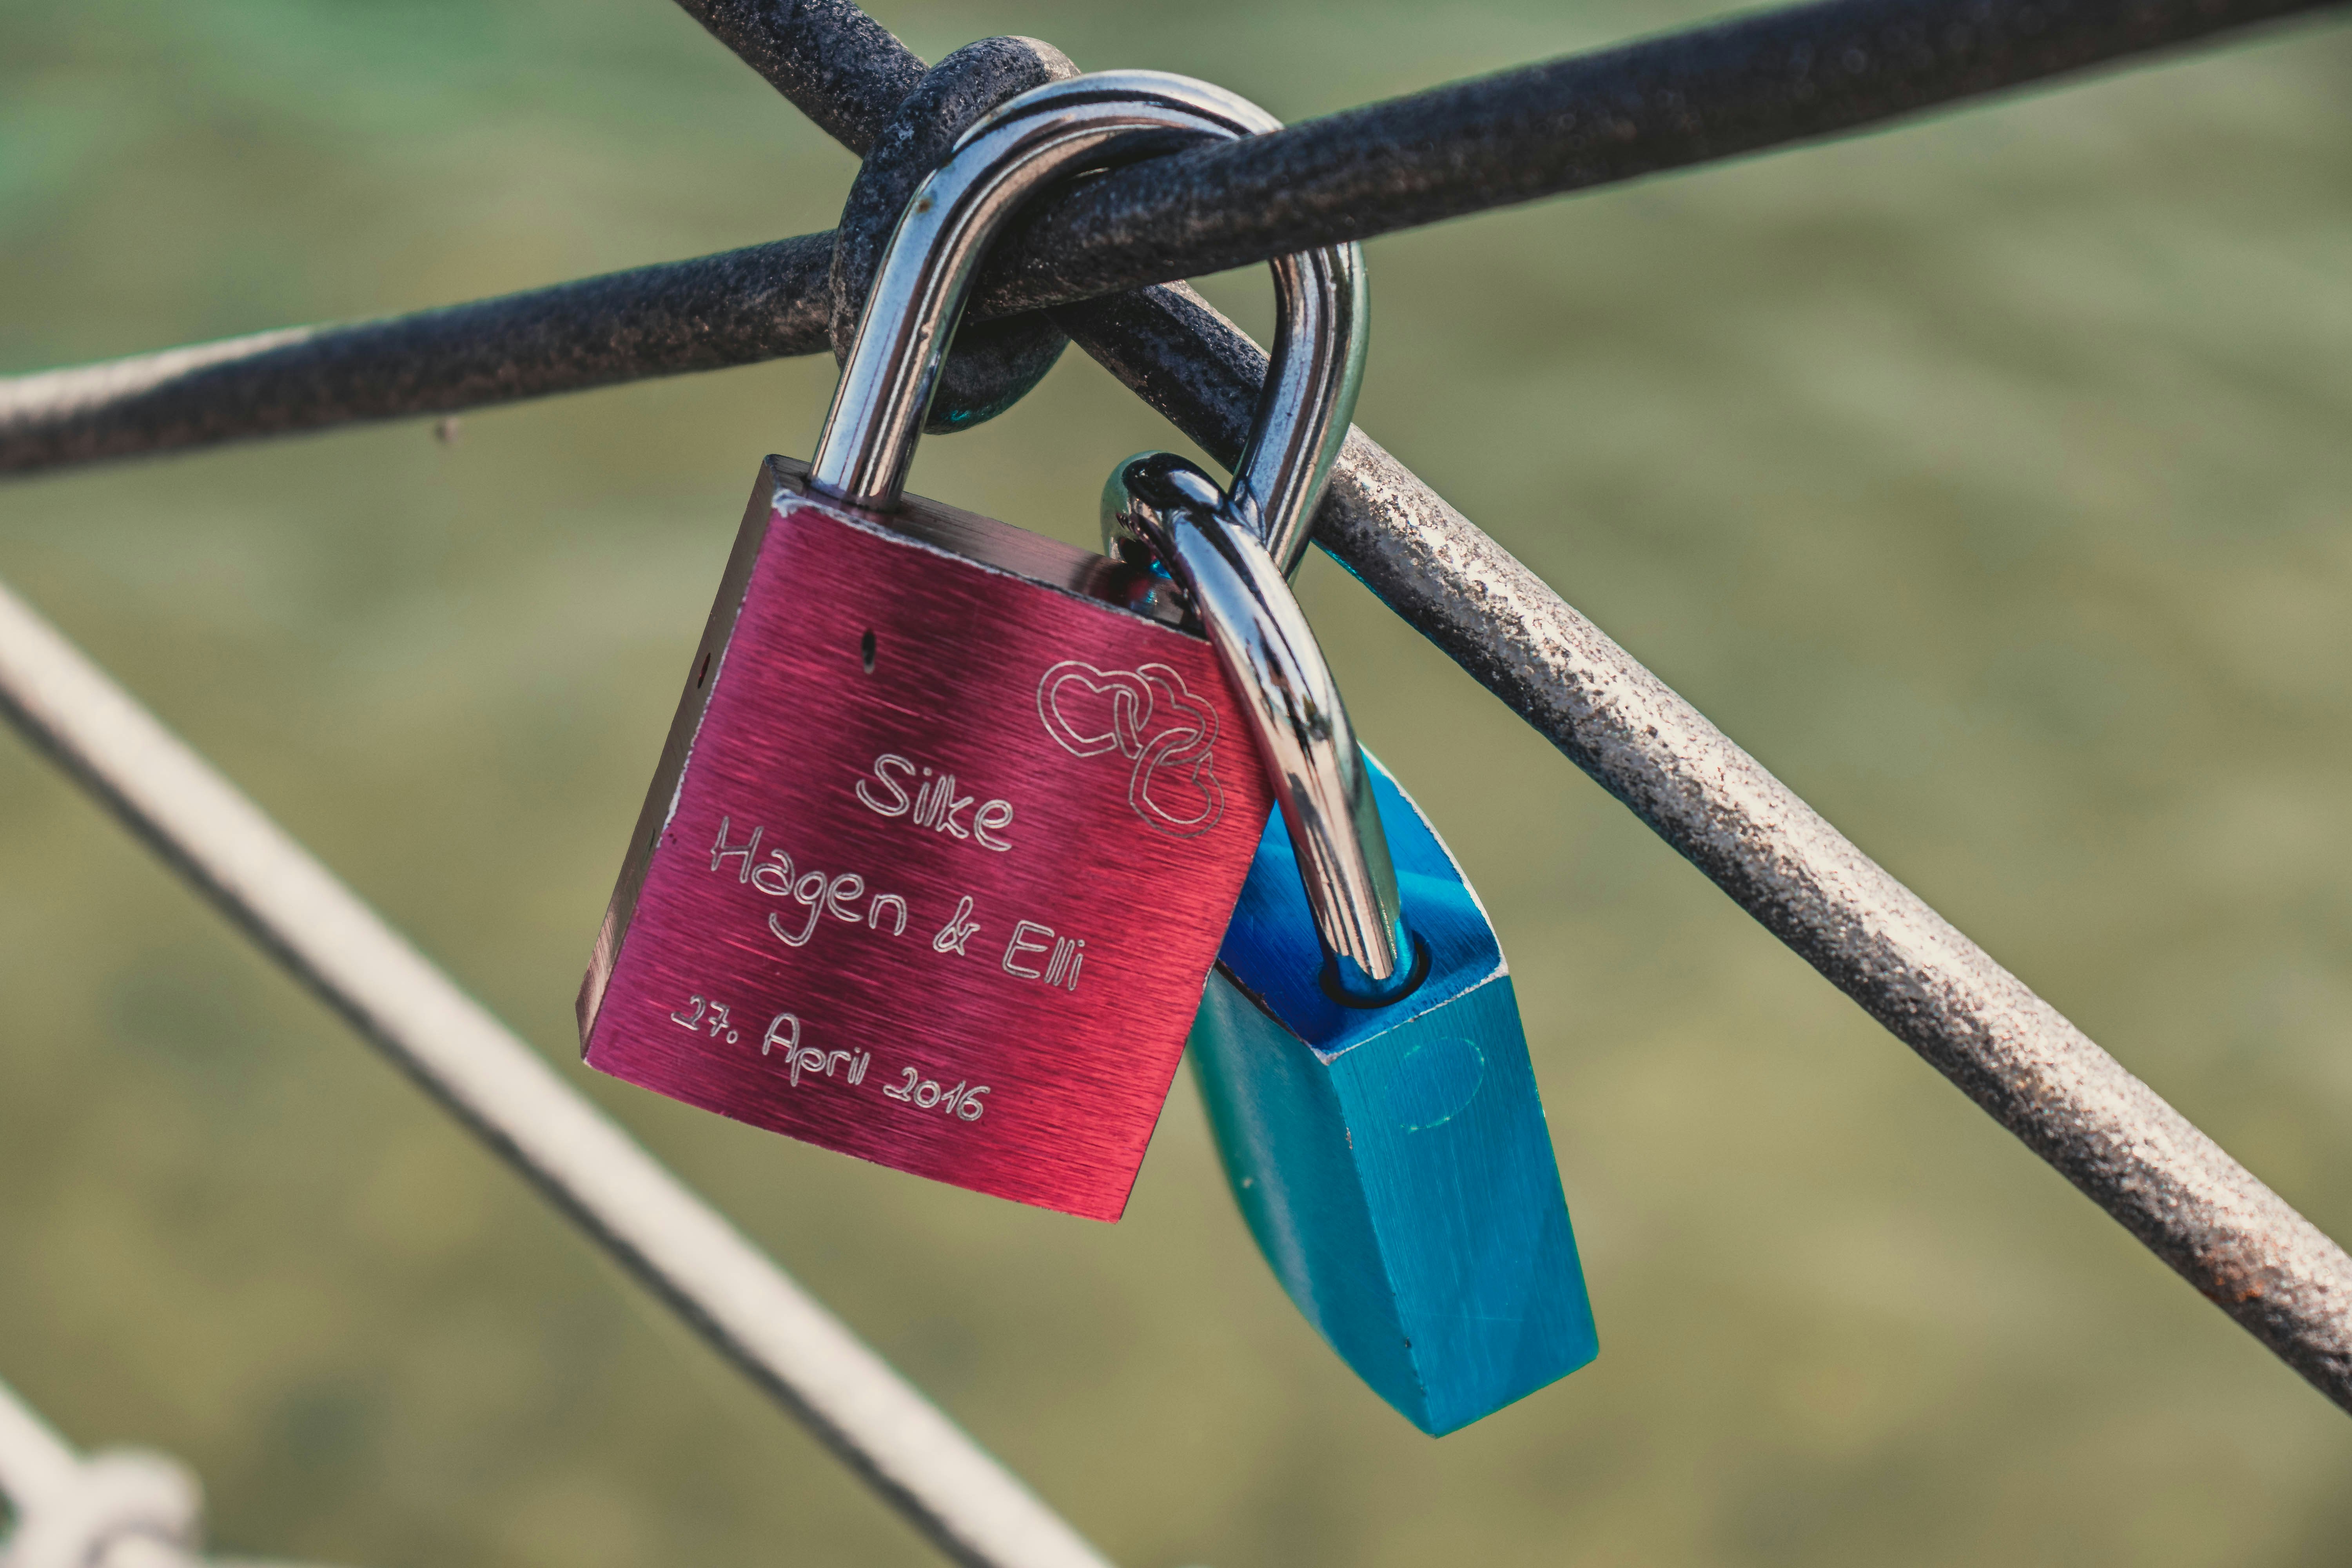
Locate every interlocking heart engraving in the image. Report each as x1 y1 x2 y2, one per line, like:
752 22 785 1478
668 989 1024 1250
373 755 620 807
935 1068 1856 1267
1036 660 1225 837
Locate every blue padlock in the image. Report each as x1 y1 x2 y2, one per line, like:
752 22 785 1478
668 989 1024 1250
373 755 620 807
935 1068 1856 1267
1191 753 1597 1434
1105 443 1598 1436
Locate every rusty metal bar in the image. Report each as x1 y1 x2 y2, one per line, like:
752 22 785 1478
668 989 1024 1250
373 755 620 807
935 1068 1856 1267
4 0 2341 474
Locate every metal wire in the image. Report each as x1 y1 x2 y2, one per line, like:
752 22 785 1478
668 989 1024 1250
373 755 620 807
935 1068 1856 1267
682 0 2348 320
0 579 1114 1568
0 238 835 474
937 0 2351 318
4 0 2341 475
671 0 926 154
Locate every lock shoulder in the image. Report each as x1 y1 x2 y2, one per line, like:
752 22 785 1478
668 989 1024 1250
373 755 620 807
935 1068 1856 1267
767 456 1190 632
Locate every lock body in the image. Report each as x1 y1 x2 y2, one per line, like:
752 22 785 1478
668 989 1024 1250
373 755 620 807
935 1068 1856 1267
582 457 1275 1220
1190 755 1597 1433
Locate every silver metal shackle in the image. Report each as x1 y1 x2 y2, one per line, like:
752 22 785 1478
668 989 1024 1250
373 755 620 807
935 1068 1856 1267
1109 454 1416 1004
1234 245 1366 573
809 69 1364 551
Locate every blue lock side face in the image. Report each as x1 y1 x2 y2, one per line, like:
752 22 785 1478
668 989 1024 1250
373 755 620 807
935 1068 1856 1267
1190 754 1597 1435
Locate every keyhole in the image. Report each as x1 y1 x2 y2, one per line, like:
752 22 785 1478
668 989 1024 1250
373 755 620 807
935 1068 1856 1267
694 651 712 689
860 628 877 673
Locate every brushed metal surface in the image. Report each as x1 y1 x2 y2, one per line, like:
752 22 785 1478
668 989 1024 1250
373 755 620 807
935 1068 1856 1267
582 457 1273 1220
1191 753 1597 1434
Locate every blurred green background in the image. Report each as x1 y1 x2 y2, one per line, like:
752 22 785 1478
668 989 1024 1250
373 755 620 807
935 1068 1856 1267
4 1 2350 1564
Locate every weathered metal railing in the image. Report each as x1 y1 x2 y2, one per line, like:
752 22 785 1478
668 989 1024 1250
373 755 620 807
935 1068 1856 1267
4 0 2338 472
4 0 2348 1563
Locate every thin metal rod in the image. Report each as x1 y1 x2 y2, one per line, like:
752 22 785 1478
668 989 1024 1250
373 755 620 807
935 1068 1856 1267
685 0 2346 322
969 0 2346 318
5 0 2341 476
0 238 835 475
667 0 924 154
0 579 1114 1568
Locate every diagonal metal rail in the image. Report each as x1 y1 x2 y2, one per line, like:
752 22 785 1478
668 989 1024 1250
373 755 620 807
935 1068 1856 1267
0 579 1114 1568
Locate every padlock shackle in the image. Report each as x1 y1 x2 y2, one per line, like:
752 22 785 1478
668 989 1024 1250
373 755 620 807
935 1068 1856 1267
1113 455 1418 1005
811 70 1363 553
1238 246 1366 575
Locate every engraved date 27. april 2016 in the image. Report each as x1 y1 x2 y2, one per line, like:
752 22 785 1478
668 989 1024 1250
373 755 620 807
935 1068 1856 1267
668 994 987 1122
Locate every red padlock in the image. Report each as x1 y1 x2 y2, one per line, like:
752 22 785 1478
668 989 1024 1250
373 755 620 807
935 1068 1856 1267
576 72 1359 1220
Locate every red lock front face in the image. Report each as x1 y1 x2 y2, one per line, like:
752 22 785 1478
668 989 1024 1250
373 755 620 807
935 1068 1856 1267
579 458 1275 1220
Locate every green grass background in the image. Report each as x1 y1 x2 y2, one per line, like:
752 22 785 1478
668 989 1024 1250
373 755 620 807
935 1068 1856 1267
3 1 2350 1564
